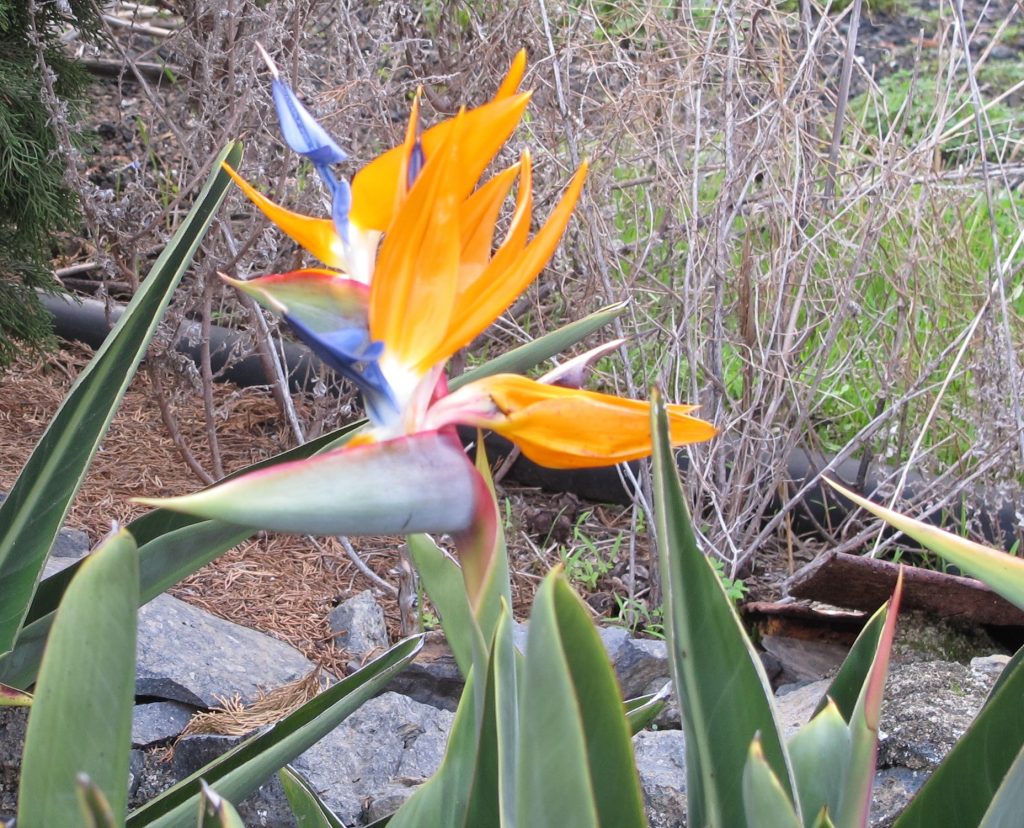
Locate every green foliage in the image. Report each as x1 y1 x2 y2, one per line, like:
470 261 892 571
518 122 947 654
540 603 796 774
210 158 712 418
0 1 101 366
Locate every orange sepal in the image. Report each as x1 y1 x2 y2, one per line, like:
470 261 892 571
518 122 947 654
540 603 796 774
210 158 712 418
369 112 463 367
457 161 522 288
420 161 586 371
350 92 530 234
223 163 348 270
453 374 717 469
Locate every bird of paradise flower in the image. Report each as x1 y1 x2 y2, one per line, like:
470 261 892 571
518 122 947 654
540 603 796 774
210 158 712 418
137 49 715 606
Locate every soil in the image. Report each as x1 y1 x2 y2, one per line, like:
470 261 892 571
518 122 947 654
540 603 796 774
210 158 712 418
5 0 1022 682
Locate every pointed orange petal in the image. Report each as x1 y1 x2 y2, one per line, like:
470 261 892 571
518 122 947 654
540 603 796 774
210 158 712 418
369 112 463 368
350 92 530 234
420 161 587 369
458 161 522 289
493 49 527 101
447 374 716 469
223 163 349 270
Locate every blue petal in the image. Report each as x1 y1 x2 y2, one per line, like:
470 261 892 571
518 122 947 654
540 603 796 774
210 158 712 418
283 313 399 426
323 169 352 246
407 140 425 190
271 78 347 165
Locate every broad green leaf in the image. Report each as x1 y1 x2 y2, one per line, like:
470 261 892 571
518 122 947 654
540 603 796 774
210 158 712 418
407 533 480 678
788 700 850 826
825 479 1024 610
813 603 887 721
625 687 669 735
278 766 347 828
450 300 628 391
836 571 902 828
0 682 31 706
517 571 600 828
18 529 138 828
0 142 241 653
490 606 519 827
197 782 245 828
136 433 480 536
76 775 117 828
551 575 646 826
650 391 793 827
743 738 803 828
127 636 422 827
978 742 1024 828
894 650 1024 828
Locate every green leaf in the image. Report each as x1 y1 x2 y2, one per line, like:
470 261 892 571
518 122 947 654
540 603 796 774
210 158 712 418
788 700 850 827
550 575 646 826
0 142 241 653
894 649 1024 828
76 775 117 828
278 766 348 828
825 479 1024 610
837 571 902 828
406 533 480 680
18 529 138 828
650 390 793 827
743 738 803 828
137 433 480 536
813 603 887 722
516 571 600 828
197 782 245 828
625 687 669 735
126 636 422 827
978 742 1024 828
450 300 628 391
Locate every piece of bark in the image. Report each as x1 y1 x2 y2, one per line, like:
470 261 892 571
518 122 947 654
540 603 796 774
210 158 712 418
787 550 1024 626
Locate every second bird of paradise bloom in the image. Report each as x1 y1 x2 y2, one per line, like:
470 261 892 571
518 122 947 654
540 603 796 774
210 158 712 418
137 48 715 602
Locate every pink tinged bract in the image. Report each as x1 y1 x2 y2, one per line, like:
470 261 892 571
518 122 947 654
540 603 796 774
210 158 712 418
133 433 480 536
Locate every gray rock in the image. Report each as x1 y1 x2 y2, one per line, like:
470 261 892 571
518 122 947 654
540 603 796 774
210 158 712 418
386 631 464 711
289 691 453 825
761 634 849 683
329 591 389 662
136 593 315 707
774 678 832 740
878 660 995 771
617 637 670 699
51 526 91 559
871 767 927 828
970 653 1011 678
633 729 686 828
132 701 195 747
0 707 28 820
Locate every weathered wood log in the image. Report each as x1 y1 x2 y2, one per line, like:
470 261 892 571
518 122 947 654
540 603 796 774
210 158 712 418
787 550 1024 626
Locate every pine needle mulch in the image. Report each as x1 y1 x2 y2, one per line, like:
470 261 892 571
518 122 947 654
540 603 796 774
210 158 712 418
0 342 407 677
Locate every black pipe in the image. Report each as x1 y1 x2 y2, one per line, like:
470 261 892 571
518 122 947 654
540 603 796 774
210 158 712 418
41 292 1022 553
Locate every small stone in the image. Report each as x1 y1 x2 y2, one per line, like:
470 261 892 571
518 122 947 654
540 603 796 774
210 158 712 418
774 678 831 740
131 701 195 747
760 634 848 683
51 527 91 559
329 591 389 661
633 729 686 828
970 654 1010 677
